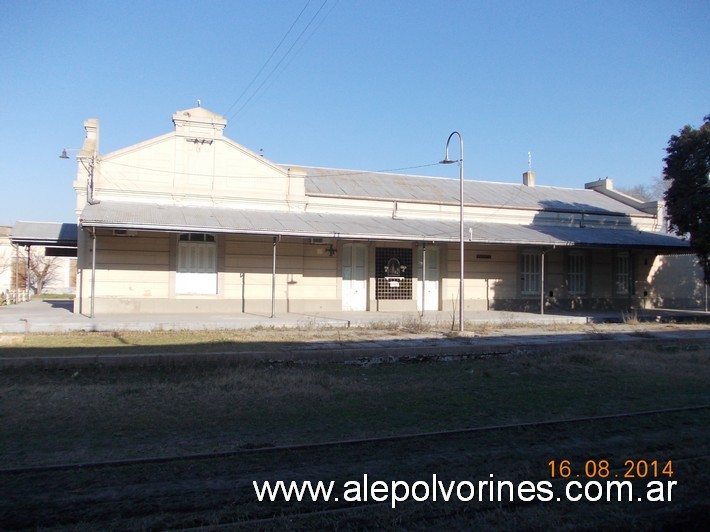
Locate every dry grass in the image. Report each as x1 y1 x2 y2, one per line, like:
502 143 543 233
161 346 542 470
3 320 688 357
1 338 708 529
622 309 641 324
1 327 427 357
2 340 708 468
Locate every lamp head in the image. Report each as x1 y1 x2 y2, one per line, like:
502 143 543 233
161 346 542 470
440 131 463 166
59 149 69 159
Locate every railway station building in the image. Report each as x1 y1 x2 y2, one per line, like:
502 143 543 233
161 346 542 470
68 106 690 316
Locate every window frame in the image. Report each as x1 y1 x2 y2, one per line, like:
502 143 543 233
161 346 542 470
520 251 542 296
176 233 218 295
567 251 586 296
615 252 631 296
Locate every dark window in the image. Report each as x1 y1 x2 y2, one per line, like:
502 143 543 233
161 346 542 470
179 233 215 242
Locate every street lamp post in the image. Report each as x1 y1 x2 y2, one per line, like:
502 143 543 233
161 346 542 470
440 131 464 332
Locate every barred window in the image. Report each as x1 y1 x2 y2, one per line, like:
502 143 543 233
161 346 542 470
616 253 630 295
568 252 586 295
521 252 541 295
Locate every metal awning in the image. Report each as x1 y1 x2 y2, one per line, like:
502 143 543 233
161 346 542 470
80 201 690 253
10 221 78 248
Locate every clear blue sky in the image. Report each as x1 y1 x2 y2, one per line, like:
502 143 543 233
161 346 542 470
1 0 708 225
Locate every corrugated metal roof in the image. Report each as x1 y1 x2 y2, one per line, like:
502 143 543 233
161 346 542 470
10 221 78 247
301 167 647 216
80 201 689 252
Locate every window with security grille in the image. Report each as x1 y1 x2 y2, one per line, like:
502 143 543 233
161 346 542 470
568 252 586 295
521 252 541 295
375 247 412 300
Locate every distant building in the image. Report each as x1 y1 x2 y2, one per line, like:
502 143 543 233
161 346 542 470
6 222 77 299
0 226 12 300
67 107 690 315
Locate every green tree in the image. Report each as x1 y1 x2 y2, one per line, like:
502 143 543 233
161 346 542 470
663 115 710 283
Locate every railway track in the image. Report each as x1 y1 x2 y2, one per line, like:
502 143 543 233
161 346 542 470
2 405 708 530
1 404 708 476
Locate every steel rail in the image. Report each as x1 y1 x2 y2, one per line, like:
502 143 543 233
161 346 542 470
2 404 708 476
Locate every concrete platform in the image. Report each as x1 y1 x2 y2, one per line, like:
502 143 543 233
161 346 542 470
0 298 708 334
2 299 710 368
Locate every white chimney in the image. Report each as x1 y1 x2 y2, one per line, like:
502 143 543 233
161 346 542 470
523 170 535 187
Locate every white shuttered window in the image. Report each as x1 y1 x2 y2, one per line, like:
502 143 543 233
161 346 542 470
176 233 217 295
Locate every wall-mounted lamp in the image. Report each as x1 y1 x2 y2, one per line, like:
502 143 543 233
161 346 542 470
326 244 337 257
59 148 99 205
59 147 86 159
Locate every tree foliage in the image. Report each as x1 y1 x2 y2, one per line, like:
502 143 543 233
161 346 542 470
663 115 710 283
618 176 667 202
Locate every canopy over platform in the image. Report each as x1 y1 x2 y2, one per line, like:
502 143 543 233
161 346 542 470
80 201 691 253
10 221 78 256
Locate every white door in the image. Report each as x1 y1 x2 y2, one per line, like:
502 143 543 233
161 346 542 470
417 247 440 311
342 244 367 311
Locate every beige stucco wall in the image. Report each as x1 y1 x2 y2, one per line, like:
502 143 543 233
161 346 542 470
76 232 342 315
647 254 705 309
95 136 296 209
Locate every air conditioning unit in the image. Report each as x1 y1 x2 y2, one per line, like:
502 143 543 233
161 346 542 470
113 229 137 237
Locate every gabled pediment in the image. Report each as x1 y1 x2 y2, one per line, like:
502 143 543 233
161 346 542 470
87 107 301 208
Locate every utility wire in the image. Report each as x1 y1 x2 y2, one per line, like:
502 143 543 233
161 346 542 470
100 159 441 179
224 0 313 118
253 0 340 106
228 0 331 119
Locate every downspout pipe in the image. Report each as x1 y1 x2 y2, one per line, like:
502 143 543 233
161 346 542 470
90 228 97 319
26 245 31 299
271 236 279 318
14 244 19 303
421 242 426 316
